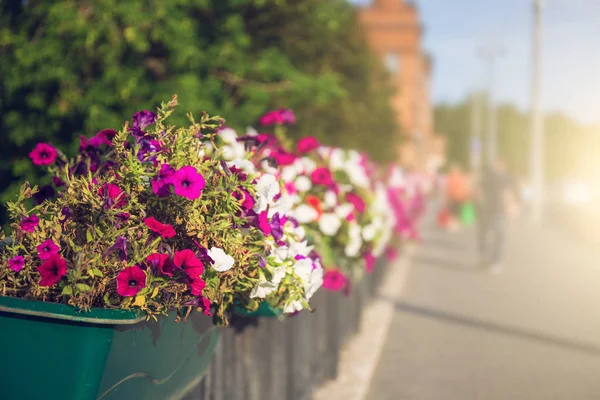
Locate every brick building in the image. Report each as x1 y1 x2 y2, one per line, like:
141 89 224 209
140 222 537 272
357 0 445 172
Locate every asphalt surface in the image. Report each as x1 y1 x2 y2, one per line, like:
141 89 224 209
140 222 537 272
367 212 600 400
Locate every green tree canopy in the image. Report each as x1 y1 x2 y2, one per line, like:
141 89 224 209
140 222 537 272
0 0 398 206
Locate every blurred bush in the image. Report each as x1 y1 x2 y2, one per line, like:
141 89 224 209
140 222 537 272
0 0 398 208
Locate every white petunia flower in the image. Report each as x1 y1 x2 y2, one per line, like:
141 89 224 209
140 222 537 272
345 223 363 257
253 174 280 213
335 203 354 219
290 240 313 257
362 223 377 241
294 176 312 193
218 127 239 144
291 204 319 223
227 159 255 174
295 157 317 174
318 213 342 236
269 193 296 218
281 166 298 182
271 265 288 285
221 142 246 161
250 280 278 299
305 265 324 299
283 300 304 313
328 148 345 171
324 191 338 209
292 258 314 282
208 247 235 272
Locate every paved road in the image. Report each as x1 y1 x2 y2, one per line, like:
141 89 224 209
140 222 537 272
367 213 600 400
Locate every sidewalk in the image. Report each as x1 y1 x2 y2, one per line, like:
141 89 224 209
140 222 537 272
367 218 600 399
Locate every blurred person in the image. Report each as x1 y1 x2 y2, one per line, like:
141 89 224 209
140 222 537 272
476 158 518 273
445 164 470 230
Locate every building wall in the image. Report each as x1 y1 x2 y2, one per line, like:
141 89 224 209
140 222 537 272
357 0 443 172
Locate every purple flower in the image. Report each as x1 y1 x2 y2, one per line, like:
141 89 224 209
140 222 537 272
193 240 215 264
233 188 255 211
132 110 157 130
137 137 162 164
152 164 176 197
269 212 284 241
33 184 56 205
36 239 60 260
104 236 128 261
257 254 267 269
172 166 205 200
21 214 39 233
8 255 25 272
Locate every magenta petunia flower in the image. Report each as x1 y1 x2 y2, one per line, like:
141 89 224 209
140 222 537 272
116 265 147 297
385 246 399 261
297 136 319 153
189 277 207 296
132 110 157 130
172 166 205 200
98 183 127 209
258 211 271 236
36 239 60 260
365 251 376 273
146 253 175 276
144 217 176 239
273 151 296 166
21 214 39 233
174 249 204 279
8 255 25 272
200 296 213 316
151 164 176 197
322 270 347 292
233 188 255 211
38 254 67 287
310 168 334 186
29 143 57 166
345 192 366 213
259 110 285 126
89 129 117 147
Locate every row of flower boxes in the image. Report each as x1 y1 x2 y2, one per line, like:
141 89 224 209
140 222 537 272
0 259 386 400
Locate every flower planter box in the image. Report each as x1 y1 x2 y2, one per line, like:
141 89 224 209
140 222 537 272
0 296 220 400
235 301 283 318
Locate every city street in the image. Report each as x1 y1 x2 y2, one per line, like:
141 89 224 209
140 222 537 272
367 210 600 400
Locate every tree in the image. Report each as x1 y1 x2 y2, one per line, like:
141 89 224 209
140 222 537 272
0 0 398 209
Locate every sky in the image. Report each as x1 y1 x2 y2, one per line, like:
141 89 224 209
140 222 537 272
350 0 600 124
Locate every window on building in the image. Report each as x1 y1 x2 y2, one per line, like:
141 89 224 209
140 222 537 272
385 52 400 75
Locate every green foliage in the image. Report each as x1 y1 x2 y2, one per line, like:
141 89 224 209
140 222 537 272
0 0 397 213
435 95 600 182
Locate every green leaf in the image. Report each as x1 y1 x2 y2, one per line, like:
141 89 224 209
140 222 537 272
61 286 73 295
76 283 92 292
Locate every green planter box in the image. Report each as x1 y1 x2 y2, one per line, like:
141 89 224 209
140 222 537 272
235 301 283 318
0 296 220 400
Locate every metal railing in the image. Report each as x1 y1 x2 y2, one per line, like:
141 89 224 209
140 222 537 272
184 259 388 400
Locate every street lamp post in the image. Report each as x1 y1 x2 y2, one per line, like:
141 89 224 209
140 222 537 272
530 0 545 222
477 45 504 165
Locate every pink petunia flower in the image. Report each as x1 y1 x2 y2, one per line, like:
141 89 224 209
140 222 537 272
258 211 272 236
322 270 347 292
29 143 57 166
174 249 204 279
146 253 176 276
172 166 205 200
21 214 39 233
38 254 67 287
273 151 296 166
232 188 255 211
144 217 176 239
98 183 127 209
36 239 60 260
116 265 147 297
365 251 376 273
8 255 25 272
297 137 319 153
345 192 366 213
189 277 207 296
311 168 334 186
